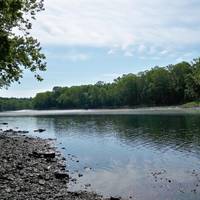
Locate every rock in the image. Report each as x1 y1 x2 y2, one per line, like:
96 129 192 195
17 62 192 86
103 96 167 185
16 163 24 170
44 165 51 171
191 189 197 193
54 171 69 179
34 129 46 133
1 123 8 125
30 151 56 159
55 193 64 198
17 130 29 134
6 175 15 181
43 151 56 159
5 187 11 193
19 170 24 176
45 174 50 180
84 167 92 171
4 129 14 133
110 197 121 200
78 173 83 177
39 179 45 185
71 178 77 182
58 164 66 171
85 184 91 187
15 186 21 192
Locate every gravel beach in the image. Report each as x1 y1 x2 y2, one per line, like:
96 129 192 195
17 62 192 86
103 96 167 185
0 130 109 200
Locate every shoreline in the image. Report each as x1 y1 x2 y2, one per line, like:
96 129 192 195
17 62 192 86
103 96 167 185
0 106 200 117
0 131 111 200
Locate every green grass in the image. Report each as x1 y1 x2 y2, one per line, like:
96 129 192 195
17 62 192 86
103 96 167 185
181 101 200 108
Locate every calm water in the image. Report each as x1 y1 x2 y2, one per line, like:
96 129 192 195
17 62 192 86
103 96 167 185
1 111 200 200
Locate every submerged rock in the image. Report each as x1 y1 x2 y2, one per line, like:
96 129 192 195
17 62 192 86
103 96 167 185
1 122 8 125
34 129 46 133
17 130 29 134
3 129 14 133
54 171 69 179
110 197 121 200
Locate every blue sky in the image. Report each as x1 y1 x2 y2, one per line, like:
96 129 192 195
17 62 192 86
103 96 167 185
1 0 200 97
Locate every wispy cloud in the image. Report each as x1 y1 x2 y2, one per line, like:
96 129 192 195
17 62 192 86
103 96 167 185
32 0 200 57
124 51 134 57
175 52 195 63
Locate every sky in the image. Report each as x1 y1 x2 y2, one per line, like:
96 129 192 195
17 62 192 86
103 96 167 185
1 0 200 97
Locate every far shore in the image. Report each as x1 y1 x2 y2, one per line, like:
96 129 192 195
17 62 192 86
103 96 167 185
0 106 200 117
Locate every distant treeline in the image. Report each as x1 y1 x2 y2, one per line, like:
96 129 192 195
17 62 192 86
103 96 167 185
0 98 32 111
33 58 200 109
1 58 200 111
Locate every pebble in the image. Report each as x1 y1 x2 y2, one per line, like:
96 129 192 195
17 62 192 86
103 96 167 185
39 179 45 185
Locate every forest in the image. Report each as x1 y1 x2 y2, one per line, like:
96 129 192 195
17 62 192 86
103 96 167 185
0 58 200 111
0 98 32 111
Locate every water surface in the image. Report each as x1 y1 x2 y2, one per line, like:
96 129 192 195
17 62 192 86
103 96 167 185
0 111 200 200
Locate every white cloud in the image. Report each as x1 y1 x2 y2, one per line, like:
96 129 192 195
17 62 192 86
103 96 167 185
31 0 200 55
124 51 134 57
175 52 194 63
160 50 169 55
107 49 116 55
138 45 146 53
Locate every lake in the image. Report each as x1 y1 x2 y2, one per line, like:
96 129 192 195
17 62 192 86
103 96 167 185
0 109 200 200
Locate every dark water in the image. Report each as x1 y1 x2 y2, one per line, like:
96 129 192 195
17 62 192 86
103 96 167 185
1 114 200 200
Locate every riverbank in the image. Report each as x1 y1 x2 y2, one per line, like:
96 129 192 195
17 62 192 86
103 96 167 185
0 106 200 117
0 131 109 200
181 101 200 108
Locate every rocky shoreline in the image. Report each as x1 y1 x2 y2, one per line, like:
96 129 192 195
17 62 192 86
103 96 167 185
0 130 116 200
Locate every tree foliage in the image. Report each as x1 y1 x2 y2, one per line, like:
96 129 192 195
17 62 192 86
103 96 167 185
33 59 200 110
1 58 200 111
0 97 32 111
0 0 46 88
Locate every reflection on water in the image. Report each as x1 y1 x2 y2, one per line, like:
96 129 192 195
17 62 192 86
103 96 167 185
1 114 200 199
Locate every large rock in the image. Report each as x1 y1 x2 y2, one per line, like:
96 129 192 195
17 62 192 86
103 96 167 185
30 151 56 159
110 197 121 200
34 129 46 133
54 171 69 179
1 122 8 125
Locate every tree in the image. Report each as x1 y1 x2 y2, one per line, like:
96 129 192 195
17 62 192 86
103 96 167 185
33 92 54 109
185 58 200 100
144 67 173 105
0 0 46 88
114 74 139 106
168 62 192 103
